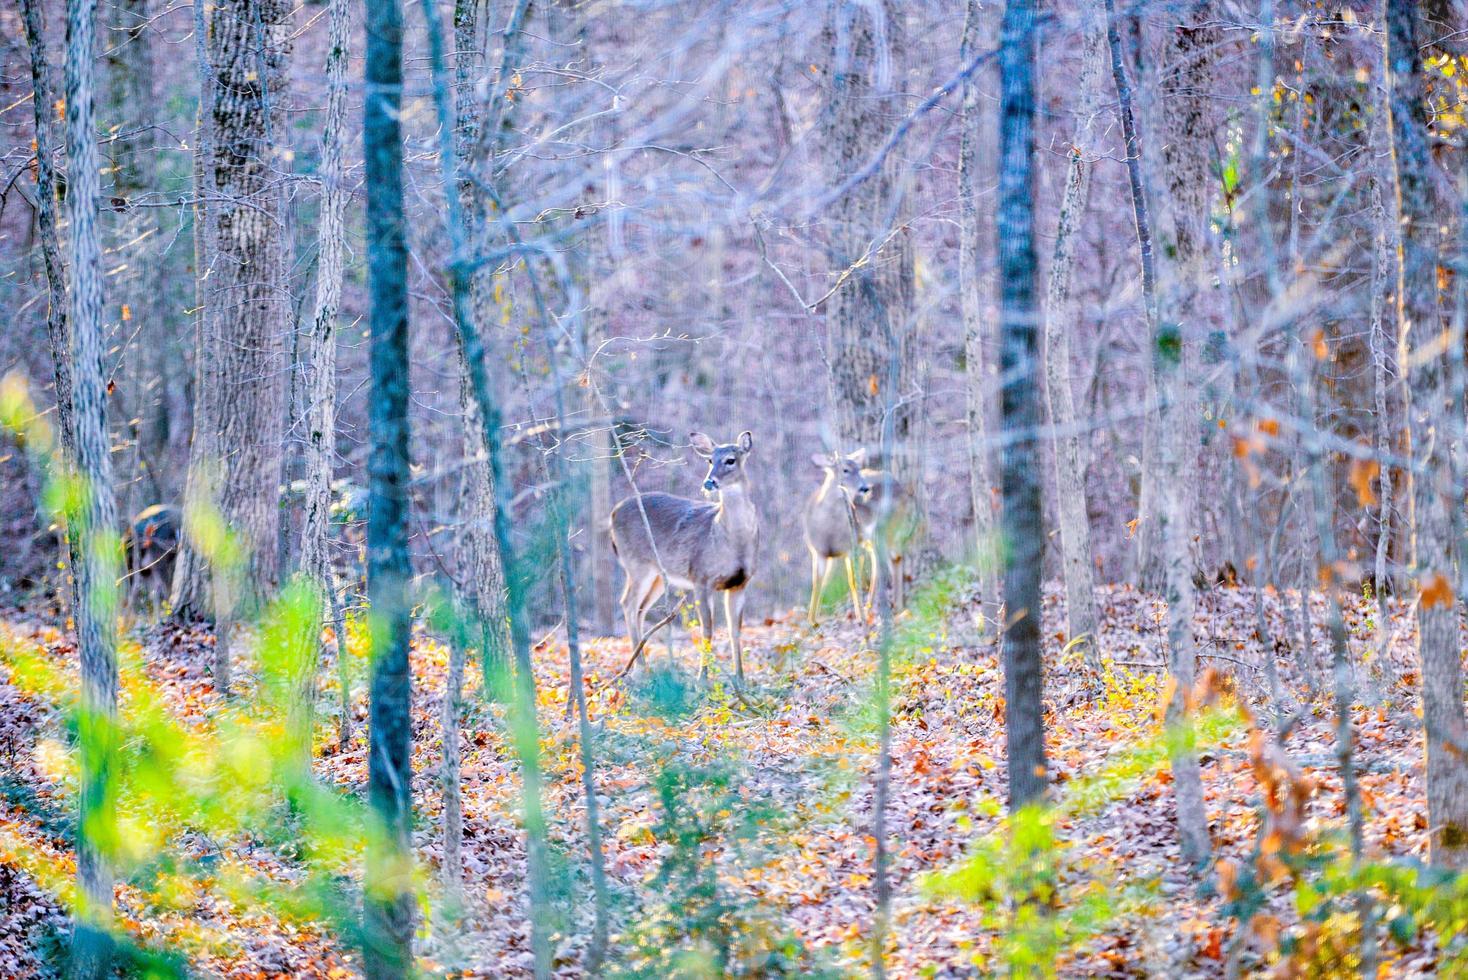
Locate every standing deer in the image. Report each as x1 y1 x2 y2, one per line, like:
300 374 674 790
802 449 871 625
123 504 180 615
609 431 759 685
855 467 917 614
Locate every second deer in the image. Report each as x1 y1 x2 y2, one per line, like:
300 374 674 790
610 431 760 685
802 449 870 625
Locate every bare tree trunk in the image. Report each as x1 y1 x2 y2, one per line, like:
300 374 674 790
959 0 1000 621
61 0 122 972
1105 0 1212 864
1154 3 1217 870
1042 1 1104 671
363 0 416 969
1386 0 1468 870
173 0 294 628
819 1 920 520
21 0 80 619
996 0 1047 812
1103 1 1164 591
454 0 512 693
440 611 467 912
1369 46 1401 668
298 0 351 761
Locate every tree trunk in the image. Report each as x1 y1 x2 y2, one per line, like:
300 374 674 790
363 0 416 967
1386 0 1468 870
996 0 1046 811
1042 1 1104 671
297 0 351 763
61 0 122 972
1153 2 1217 869
454 0 512 692
173 0 293 623
21 0 80 618
959 0 1000 622
104 0 171 513
819 1 920 520
1105 7 1165 591
1105 0 1212 864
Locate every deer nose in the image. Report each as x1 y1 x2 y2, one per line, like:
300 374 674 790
858 483 871 496
703 478 718 492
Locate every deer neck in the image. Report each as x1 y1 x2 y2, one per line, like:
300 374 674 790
715 483 758 539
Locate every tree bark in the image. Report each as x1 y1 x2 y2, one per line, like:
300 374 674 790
363 0 416 967
819 1 921 518
1386 0 1468 870
1153 2 1217 869
61 0 122 972
959 0 1000 622
996 0 1046 811
454 0 512 693
298 0 352 760
1103 2 1165 591
1042 1 1104 671
22 0 74 462
172 0 294 623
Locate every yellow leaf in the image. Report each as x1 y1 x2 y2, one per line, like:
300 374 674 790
121 304 132 322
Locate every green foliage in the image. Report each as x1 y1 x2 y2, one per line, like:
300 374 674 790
611 754 836 979
926 803 1138 977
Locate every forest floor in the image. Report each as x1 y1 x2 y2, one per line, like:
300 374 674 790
0 578 1455 978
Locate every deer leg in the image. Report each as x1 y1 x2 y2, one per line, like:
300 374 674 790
843 553 862 622
863 540 880 619
695 589 715 681
808 553 828 626
725 588 746 687
891 553 905 610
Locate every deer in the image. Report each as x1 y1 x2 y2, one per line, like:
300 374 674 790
609 431 759 686
802 449 871 625
854 466 917 615
122 503 180 615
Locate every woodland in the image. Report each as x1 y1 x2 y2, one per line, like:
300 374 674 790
0 0 1467 976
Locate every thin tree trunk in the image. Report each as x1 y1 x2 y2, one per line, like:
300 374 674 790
1103 0 1164 591
959 0 1000 622
20 0 80 617
454 0 512 694
61 0 122 972
22 0 72 461
1155 3 1216 869
173 0 294 625
1385 0 1468 870
297 0 351 765
422 3 551 971
1042 1 1104 672
363 0 416 967
996 0 1046 811
440 610 467 912
1369 20 1399 669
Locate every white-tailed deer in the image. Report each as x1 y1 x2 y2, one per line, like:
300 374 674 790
855 467 917 614
123 504 180 615
802 449 871 625
609 431 759 685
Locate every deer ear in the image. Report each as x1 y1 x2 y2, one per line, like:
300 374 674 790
810 452 831 469
849 448 868 466
737 431 754 454
689 431 715 458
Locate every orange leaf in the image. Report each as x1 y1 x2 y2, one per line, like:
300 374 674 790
1257 417 1280 437
1421 572 1455 609
1311 327 1329 360
1217 859 1239 901
867 374 880 397
1349 457 1381 508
